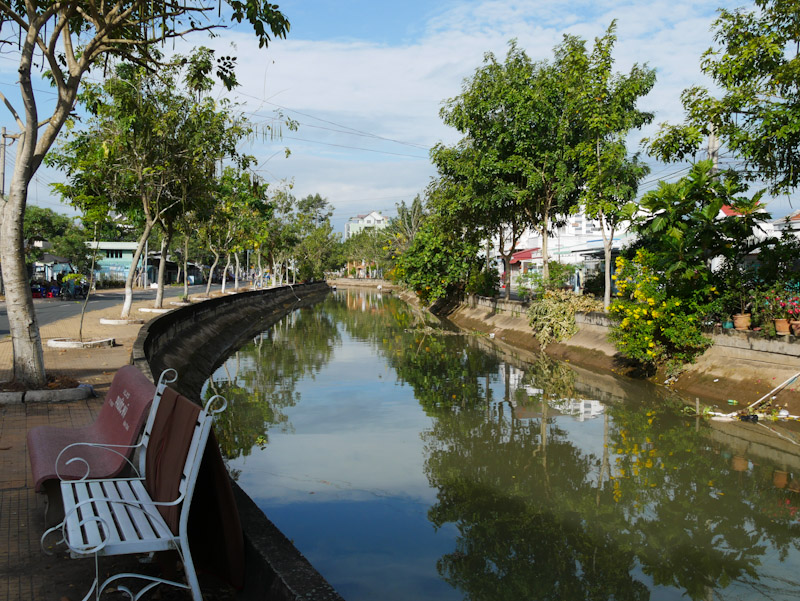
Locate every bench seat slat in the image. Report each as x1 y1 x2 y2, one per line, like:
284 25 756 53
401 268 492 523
97 479 138 543
88 481 120 545
62 478 177 557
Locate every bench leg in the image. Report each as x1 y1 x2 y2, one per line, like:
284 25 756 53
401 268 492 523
42 480 65 527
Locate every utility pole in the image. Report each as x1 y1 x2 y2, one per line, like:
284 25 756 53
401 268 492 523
1 127 6 197
707 123 720 175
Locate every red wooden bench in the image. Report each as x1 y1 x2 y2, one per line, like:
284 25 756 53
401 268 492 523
27 365 174 522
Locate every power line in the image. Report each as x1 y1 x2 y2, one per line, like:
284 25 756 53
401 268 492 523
282 135 428 159
237 92 432 151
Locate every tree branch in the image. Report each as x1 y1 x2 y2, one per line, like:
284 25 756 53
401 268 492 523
0 91 25 130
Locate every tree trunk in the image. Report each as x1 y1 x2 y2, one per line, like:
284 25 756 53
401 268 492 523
183 237 189 299
205 249 219 296
1 178 46 387
234 252 240 290
503 257 511 300
121 222 153 318
221 254 231 293
602 216 614 311
79 227 100 342
154 229 171 309
540 221 550 282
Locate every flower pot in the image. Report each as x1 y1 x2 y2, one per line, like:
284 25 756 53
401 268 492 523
774 318 790 335
791 320 800 336
733 313 751 331
731 455 748 472
774 470 789 489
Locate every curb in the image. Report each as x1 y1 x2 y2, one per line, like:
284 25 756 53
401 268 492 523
139 308 172 313
0 385 93 404
47 337 116 349
100 317 145 325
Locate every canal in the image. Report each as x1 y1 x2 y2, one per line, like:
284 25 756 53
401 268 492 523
203 288 800 601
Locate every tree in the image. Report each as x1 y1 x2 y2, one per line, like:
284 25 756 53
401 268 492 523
23 206 72 266
0 0 288 386
574 21 655 309
436 38 590 287
396 182 482 305
647 0 800 194
294 195 340 281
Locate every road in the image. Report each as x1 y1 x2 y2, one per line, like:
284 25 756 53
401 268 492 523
0 284 222 337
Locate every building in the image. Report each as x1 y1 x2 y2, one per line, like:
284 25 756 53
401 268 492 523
86 241 141 284
344 211 389 240
493 210 635 292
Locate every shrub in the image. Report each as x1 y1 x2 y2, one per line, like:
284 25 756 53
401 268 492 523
467 268 499 297
518 261 577 300
527 289 603 349
609 250 713 373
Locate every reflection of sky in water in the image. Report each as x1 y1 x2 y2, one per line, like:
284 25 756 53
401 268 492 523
229 324 459 600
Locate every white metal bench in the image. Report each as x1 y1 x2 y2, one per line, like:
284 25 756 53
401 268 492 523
42 385 227 601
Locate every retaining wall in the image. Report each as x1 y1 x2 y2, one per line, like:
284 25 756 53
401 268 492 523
131 283 345 601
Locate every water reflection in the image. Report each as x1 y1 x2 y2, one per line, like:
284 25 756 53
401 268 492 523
205 289 800 601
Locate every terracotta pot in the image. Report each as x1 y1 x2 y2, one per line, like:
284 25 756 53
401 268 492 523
731 455 748 472
774 318 790 335
791 320 800 336
733 313 751 331
774 470 789 489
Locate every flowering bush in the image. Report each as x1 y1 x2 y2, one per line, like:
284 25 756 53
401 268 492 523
755 288 800 322
609 250 713 371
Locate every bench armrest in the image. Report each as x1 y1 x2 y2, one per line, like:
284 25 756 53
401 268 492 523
55 441 144 482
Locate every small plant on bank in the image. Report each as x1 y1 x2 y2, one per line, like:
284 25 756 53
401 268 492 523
518 261 577 300
466 268 499 298
609 250 713 374
527 289 603 349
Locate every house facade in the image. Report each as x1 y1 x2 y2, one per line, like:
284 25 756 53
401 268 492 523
86 241 141 284
344 211 389 240
493 210 636 292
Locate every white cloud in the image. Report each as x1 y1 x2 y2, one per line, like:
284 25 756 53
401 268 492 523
200 0 755 226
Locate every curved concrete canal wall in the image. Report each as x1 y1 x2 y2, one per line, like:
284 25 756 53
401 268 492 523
132 282 345 601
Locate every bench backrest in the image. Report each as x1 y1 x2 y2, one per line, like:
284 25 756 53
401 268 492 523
137 368 178 477
99 365 158 447
142 388 226 534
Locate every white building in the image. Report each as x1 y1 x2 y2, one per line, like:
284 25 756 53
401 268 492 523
493 210 636 292
345 211 389 240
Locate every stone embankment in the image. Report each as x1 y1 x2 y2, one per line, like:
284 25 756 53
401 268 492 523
327 279 800 414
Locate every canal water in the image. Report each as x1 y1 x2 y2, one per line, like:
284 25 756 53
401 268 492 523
203 289 800 601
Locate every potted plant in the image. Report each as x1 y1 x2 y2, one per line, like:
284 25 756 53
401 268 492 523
718 260 755 330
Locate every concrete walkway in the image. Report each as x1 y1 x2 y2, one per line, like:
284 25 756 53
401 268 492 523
0 289 234 601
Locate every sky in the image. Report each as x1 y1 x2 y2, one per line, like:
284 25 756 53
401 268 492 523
2 0 797 234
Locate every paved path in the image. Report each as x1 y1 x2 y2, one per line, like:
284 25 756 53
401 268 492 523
0 286 237 601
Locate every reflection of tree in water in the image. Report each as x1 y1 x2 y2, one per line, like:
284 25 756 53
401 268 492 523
207 306 340 461
606 401 800 599
419 352 800 600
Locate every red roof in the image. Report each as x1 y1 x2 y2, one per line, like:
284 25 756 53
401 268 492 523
720 205 743 217
510 248 540 264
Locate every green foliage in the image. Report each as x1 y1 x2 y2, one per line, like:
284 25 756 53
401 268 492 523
518 261 576 299
609 250 713 371
647 0 800 194
396 215 481 305
466 268 499 298
632 161 769 299
527 289 603 349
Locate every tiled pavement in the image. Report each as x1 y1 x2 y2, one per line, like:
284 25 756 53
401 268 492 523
0 293 202 601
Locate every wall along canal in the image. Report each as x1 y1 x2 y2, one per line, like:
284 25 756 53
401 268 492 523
203 289 800 601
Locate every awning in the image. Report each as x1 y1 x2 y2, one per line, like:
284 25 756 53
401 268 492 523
510 248 540 264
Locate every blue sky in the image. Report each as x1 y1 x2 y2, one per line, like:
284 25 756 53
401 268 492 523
3 0 797 233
